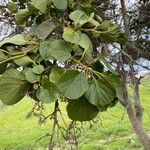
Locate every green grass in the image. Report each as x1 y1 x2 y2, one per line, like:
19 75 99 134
0 78 150 150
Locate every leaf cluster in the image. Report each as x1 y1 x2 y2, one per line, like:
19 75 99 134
0 0 126 121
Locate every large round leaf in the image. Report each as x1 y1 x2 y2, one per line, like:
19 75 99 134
69 10 100 27
63 27 81 44
32 65 44 74
63 28 93 63
49 67 65 83
57 70 89 99
78 33 93 51
69 10 90 26
39 40 52 60
25 65 44 83
36 20 59 40
32 0 51 13
67 96 99 121
49 40 71 61
36 81 59 103
14 56 33 66
96 21 121 42
104 73 124 102
85 78 115 106
0 69 28 105
25 68 41 83
52 0 67 10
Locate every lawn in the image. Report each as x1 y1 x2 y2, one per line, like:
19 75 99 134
0 78 149 150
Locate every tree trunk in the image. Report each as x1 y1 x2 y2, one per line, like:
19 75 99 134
126 105 150 150
121 75 150 150
120 0 150 148
133 76 143 122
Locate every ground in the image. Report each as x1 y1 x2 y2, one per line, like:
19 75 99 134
0 78 149 150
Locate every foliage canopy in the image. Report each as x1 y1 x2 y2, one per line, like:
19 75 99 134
0 0 127 121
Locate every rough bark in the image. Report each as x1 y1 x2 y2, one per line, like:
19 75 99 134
121 75 150 150
126 106 150 150
133 76 143 122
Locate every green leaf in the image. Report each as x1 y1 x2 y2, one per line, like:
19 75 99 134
32 65 44 74
66 96 99 121
84 52 94 64
98 54 118 75
36 20 59 40
78 33 93 51
32 0 51 13
0 50 7 61
36 87 50 103
15 8 31 25
109 97 118 108
69 10 90 26
71 44 83 56
52 0 67 10
14 56 33 66
25 65 44 83
99 21 117 31
117 33 127 44
57 70 88 99
98 105 108 112
105 73 124 102
39 40 52 60
49 40 71 61
28 2 37 11
25 68 40 83
98 97 118 112
15 3 38 26
95 14 103 23
85 77 115 106
96 21 121 42
36 81 59 103
49 67 65 83
78 33 93 64
0 34 35 47
89 14 101 27
63 27 93 63
69 10 100 27
0 69 28 105
91 60 104 73
0 50 7 74
63 28 93 62
7 1 18 12
63 27 81 44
